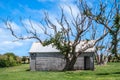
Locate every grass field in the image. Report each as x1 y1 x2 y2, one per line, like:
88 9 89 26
0 63 120 80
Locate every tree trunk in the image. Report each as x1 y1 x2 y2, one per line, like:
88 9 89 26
24 60 26 64
96 54 108 65
63 55 77 71
103 57 108 65
112 34 120 60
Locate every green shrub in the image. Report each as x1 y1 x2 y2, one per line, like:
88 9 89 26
0 53 22 67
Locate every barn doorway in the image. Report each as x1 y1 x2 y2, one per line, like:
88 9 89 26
30 53 36 71
84 56 90 70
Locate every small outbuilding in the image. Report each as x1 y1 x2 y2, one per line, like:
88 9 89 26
29 41 95 71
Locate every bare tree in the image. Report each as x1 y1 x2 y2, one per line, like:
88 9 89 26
95 39 113 65
88 23 111 65
79 0 120 59
4 6 107 70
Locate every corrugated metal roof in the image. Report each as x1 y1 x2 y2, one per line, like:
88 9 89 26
29 40 95 53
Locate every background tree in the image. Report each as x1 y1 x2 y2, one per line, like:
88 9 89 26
110 14 120 59
95 40 112 65
22 56 27 64
80 0 120 59
15 56 22 64
4 52 16 59
0 52 21 67
5 5 107 70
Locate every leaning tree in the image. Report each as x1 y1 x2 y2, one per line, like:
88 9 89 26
4 3 107 70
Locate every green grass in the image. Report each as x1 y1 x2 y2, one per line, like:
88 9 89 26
0 63 120 80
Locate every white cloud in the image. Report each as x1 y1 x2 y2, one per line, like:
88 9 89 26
24 6 42 15
3 41 23 46
8 22 20 30
0 41 23 52
60 3 80 18
12 4 43 20
22 19 44 34
0 22 33 55
5 21 21 34
0 25 21 48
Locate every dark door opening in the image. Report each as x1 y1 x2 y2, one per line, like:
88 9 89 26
84 56 90 70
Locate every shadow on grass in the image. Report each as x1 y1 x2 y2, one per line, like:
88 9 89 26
96 71 120 76
96 73 110 75
26 69 30 71
112 72 120 74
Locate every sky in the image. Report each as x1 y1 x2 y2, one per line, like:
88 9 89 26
0 0 80 56
0 0 115 56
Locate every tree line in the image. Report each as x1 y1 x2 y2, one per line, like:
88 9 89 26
0 53 29 67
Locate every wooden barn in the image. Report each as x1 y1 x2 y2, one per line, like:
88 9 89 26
29 41 95 71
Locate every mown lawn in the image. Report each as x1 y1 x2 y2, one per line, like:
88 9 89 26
0 62 120 80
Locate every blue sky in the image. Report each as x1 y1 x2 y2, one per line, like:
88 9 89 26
0 0 79 56
0 0 113 56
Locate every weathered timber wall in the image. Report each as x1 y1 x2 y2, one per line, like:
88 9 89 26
30 52 94 71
